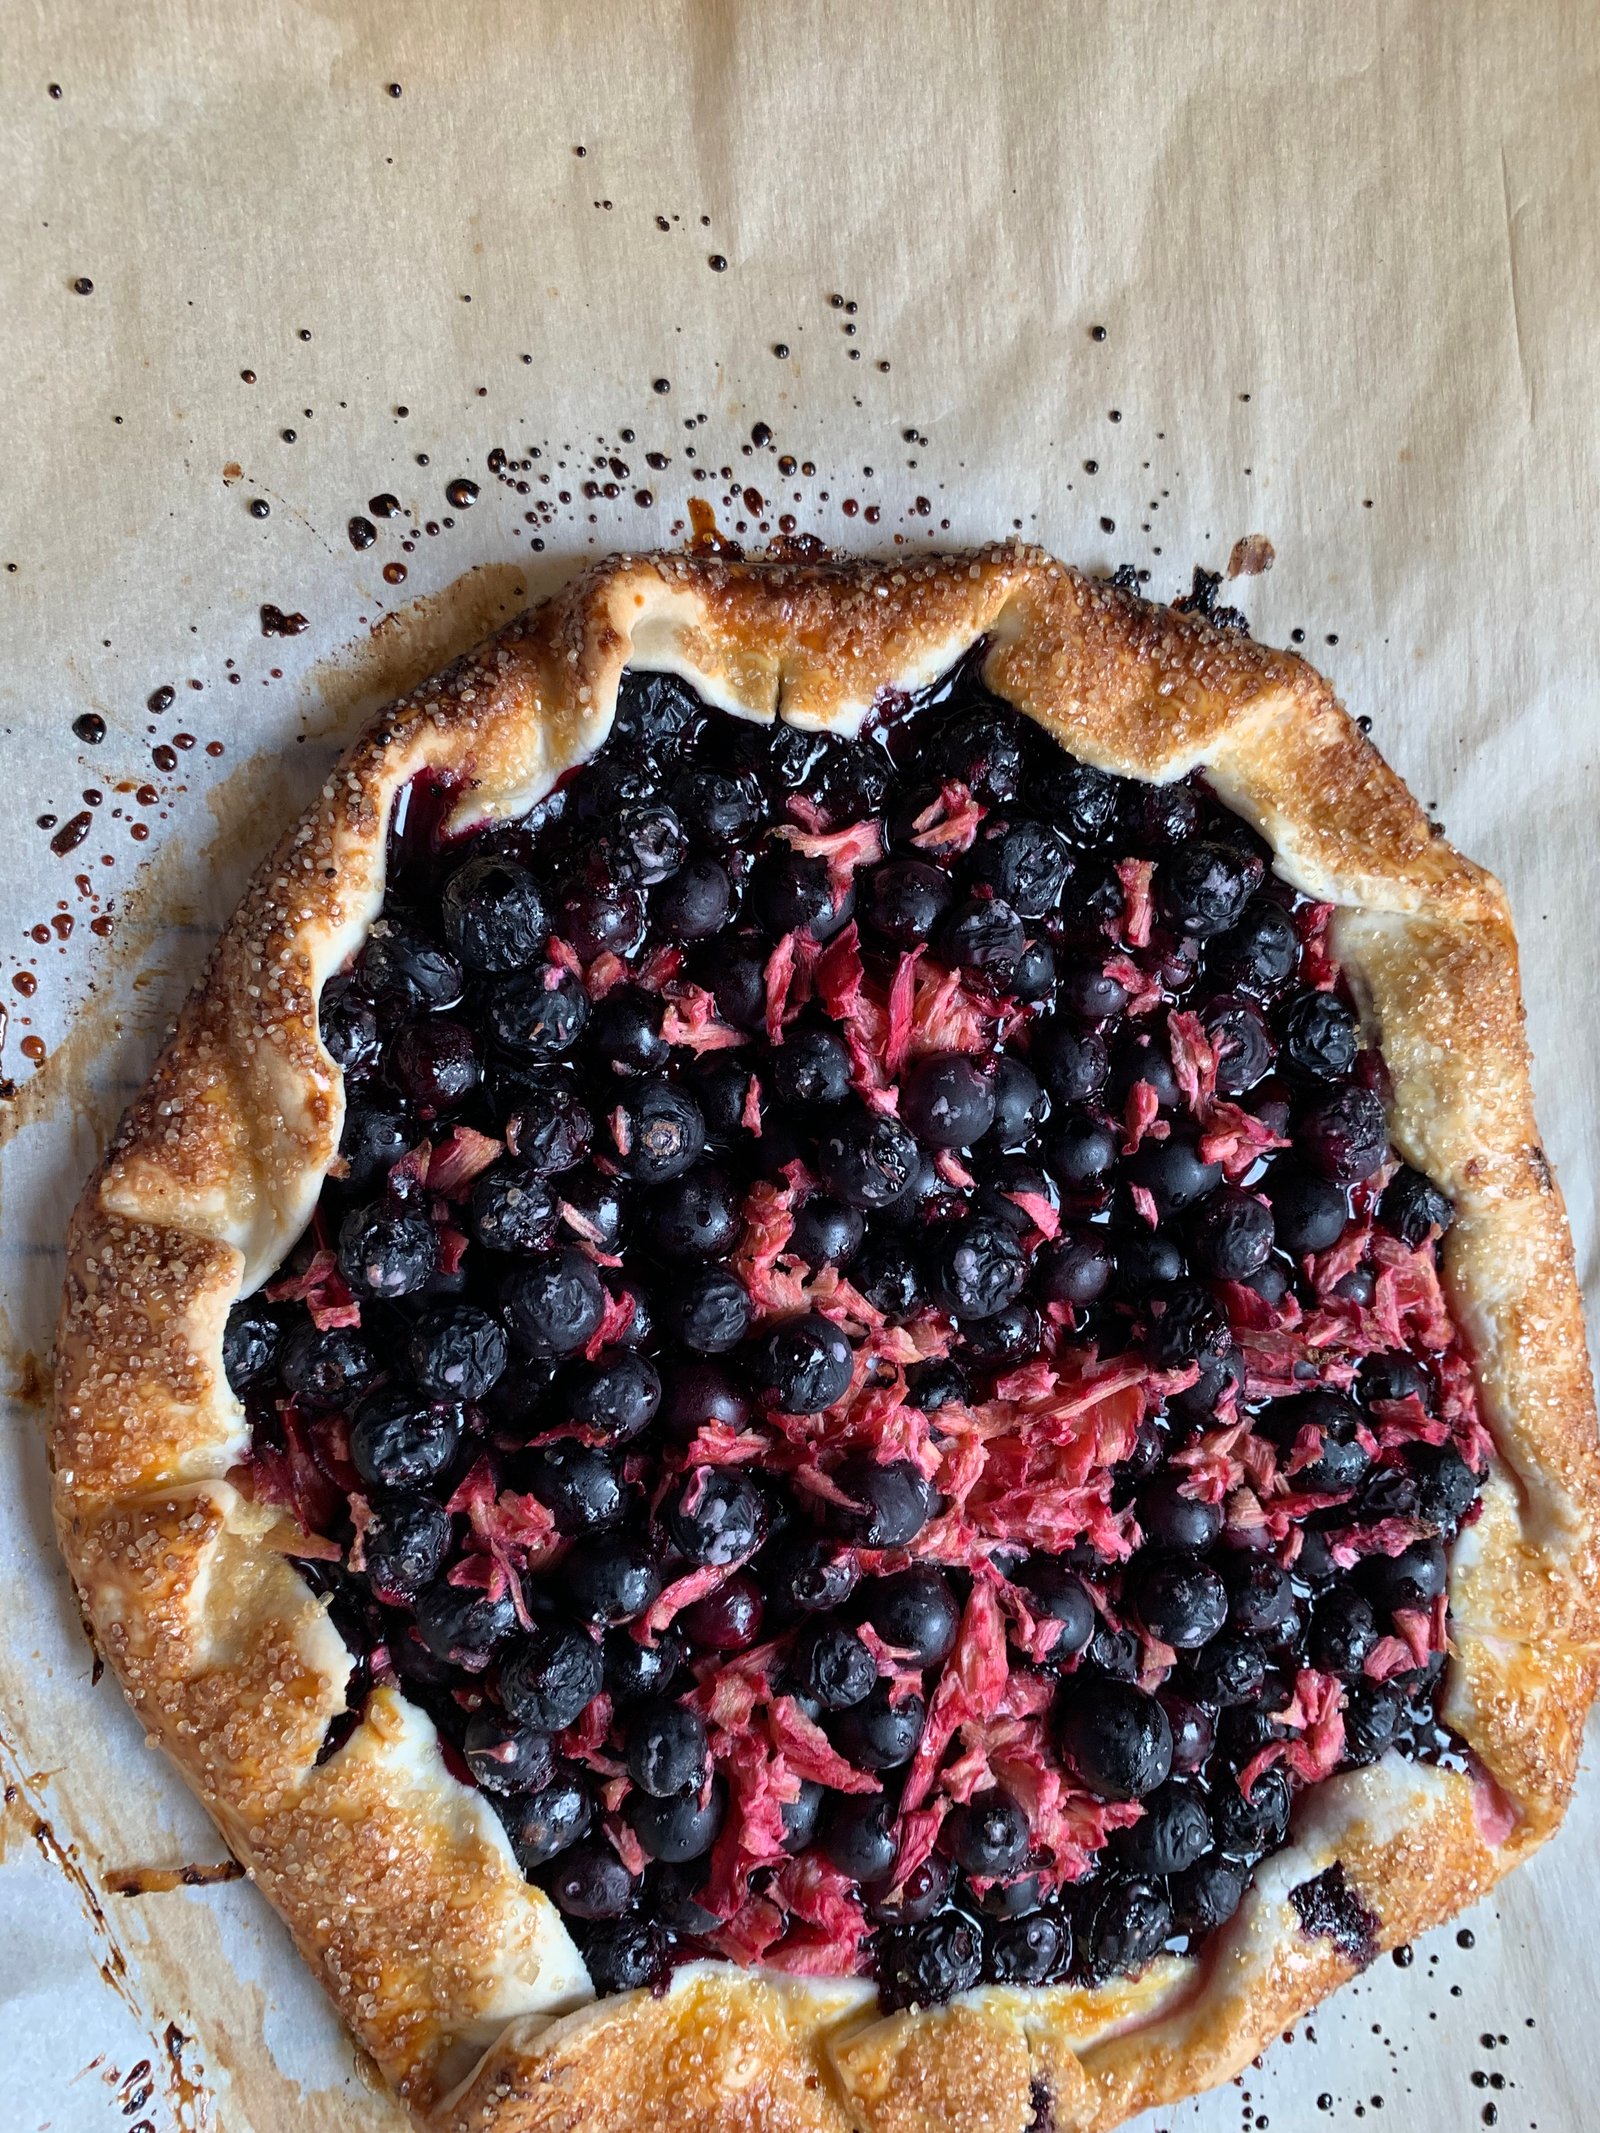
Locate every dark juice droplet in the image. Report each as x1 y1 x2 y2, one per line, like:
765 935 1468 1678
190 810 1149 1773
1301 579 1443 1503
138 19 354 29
148 685 175 713
73 713 107 744
15 971 39 996
21 1036 46 1064
260 603 309 636
348 515 377 550
383 562 407 585
445 479 479 508
72 276 94 295
249 497 270 518
369 492 401 517
152 744 178 772
51 812 93 854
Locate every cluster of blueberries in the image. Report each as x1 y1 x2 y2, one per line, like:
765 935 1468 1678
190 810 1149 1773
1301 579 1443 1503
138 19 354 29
225 652 1476 2007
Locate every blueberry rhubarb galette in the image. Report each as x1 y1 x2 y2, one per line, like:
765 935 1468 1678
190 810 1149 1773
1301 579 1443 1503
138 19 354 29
54 549 1599 2133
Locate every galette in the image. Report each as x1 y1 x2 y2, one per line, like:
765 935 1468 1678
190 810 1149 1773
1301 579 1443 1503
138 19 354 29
53 547 1599 2133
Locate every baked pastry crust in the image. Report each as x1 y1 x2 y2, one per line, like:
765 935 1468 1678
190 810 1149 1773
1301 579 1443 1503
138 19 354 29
51 546 1600 2132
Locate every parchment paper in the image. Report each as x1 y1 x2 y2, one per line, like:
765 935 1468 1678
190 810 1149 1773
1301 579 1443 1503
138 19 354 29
2 4 1596 2128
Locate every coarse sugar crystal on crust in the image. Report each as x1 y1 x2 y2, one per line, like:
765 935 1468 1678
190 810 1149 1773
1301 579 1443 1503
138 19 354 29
51 544 1599 2131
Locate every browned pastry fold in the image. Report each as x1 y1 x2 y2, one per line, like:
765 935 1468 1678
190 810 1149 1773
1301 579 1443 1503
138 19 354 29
51 546 1599 2131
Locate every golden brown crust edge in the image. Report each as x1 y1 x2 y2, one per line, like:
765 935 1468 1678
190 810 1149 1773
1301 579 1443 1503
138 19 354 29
49 546 1599 2133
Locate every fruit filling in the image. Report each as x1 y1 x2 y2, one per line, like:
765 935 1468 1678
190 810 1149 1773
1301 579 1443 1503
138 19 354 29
227 643 1489 2006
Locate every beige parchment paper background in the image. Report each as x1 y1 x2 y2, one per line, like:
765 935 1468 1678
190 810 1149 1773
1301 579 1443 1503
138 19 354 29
1 3 1597 2128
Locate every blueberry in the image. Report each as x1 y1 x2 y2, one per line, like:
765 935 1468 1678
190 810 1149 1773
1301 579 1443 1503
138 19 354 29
440 854 548 972
701 935 769 1032
627 1775 726 1863
469 1163 557 1254
792 1622 876 1709
1056 1682 1173 1799
1226 1559 1299 1645
1309 1586 1379 1675
971 821 1073 917
857 1565 960 1666
1046 1114 1117 1189
649 1860 722 1934
1408 1442 1478 1532
407 1304 508 1401
349 1387 462 1489
565 1535 662 1624
1182 1634 1266 1707
1033 1226 1116 1308
1210 898 1300 994
790 1197 864 1268
901 1053 997 1149
904 1357 968 1414
501 1625 604 1730
1199 994 1275 1094
927 1217 1026 1321
501 1248 607 1357
568 1350 661 1440
1297 1084 1389 1184
658 1360 749 1442
1379 1164 1454 1247
610 802 687 888
668 1266 753 1352
361 1489 452 1601
1128 1555 1229 1648
1032 1020 1109 1106
666 1470 766 1565
862 858 955 947
754 847 845 937
278 1321 377 1409
653 857 733 940
1056 959 1129 1023
960 1300 1042 1369
588 987 669 1076
1280 990 1360 1082
986 1055 1047 1149
222 1301 279 1393
939 895 1025 972
1126 1132 1222 1221
489 965 590 1057
1342 1680 1403 1764
415 1581 518 1669
1211 1764 1291 1860
520 1442 625 1532
501 1766 593 1869
360 921 463 1015
1010 1558 1095 1657
763 1533 859 1615
1116 1781 1212 1876
1144 1283 1231 1369
1188 1186 1275 1279
338 1104 412 1194
950 1790 1029 1878
603 1628 682 1704
685 1055 758 1140
1129 779 1200 851
1169 1854 1246 1937
504 1081 592 1174
319 979 382 1076
550 1838 639 1920
821 1793 897 1880
1039 755 1122 847
613 668 703 755
609 1079 706 1184
770 1025 853 1109
868 1854 954 1926
986 1908 1071 1984
679 1569 764 1651
1263 1162 1348 1252
817 1107 919 1210
1158 1693 1216 1775
1086 1876 1174 1977
670 765 761 845
850 1236 925 1320
1135 1471 1223 1552
581 1915 671 1992
1357 1352 1432 1411
557 870 646 962
625 1698 710 1796
928 706 1026 804
390 1016 481 1114
780 1779 825 1854
464 1710 556 1795
552 1166 627 1256
832 1681 925 1769
825 1455 940 1548
754 1312 854 1413
1355 1538 1447 1617
337 1201 438 1300
1157 841 1259 937
877 1911 984 2010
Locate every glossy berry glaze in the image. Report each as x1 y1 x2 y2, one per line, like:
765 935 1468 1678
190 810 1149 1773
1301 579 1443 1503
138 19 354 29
226 643 1488 2007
